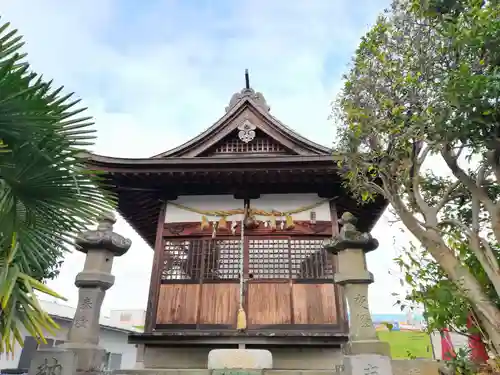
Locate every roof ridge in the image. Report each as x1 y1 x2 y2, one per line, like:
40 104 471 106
269 113 332 153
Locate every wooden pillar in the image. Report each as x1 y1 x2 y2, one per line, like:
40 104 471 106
329 200 349 332
144 202 167 333
329 200 340 237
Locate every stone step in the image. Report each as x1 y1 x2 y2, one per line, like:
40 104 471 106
114 370 341 375
114 361 443 375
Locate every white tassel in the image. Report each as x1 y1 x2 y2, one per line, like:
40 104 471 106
212 221 218 238
231 221 238 235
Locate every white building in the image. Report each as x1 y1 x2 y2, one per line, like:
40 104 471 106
109 309 146 328
0 301 144 372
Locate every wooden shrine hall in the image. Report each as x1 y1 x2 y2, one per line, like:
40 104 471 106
84 73 387 369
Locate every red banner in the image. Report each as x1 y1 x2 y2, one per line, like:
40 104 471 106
440 328 456 360
467 313 489 364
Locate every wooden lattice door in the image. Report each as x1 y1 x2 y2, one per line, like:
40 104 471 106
156 235 341 331
244 236 339 330
157 238 241 329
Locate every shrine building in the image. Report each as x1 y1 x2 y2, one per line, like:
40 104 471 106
84 77 387 370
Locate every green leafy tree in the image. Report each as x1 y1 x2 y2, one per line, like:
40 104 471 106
0 19 114 354
393 240 500 343
334 0 500 352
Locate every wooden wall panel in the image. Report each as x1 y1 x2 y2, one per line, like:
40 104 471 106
292 283 337 324
247 283 292 325
156 284 199 324
199 283 239 325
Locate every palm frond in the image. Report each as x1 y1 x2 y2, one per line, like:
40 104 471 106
0 16 116 353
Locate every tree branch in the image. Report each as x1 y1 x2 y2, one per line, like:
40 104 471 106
471 164 483 264
448 324 482 341
478 236 500 274
474 160 500 248
438 218 500 297
367 181 387 197
409 143 436 221
433 218 499 276
441 145 495 213
382 174 430 242
417 142 430 166
435 180 461 213
438 219 473 238
477 163 487 190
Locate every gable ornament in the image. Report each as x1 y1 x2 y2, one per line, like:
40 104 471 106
225 88 270 113
238 119 256 143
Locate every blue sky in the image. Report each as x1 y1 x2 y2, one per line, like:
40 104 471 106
3 0 413 315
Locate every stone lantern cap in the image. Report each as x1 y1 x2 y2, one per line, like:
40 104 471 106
323 212 379 254
75 211 132 256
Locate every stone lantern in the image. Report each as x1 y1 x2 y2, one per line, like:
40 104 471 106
59 212 132 373
324 212 393 374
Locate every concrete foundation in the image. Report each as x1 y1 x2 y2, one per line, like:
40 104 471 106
114 359 442 375
143 346 344 370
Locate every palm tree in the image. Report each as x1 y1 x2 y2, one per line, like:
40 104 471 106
0 19 114 354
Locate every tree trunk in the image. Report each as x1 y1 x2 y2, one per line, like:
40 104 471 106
469 235 500 300
492 207 500 250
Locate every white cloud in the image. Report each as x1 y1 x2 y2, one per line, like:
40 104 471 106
2 0 406 315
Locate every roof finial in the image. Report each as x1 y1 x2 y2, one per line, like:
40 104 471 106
225 70 270 113
245 69 250 89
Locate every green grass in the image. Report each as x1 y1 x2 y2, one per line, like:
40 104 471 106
377 330 433 359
